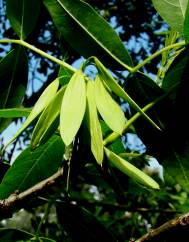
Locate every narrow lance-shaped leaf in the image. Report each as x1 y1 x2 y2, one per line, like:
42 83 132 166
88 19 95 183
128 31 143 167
0 108 31 118
4 79 59 150
152 0 188 32
95 75 126 135
184 1 189 42
104 147 159 189
86 81 104 165
60 70 86 146
7 0 40 39
43 0 132 70
0 135 64 200
0 47 28 132
31 85 67 149
94 58 161 131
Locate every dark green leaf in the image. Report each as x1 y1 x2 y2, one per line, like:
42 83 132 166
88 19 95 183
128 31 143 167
152 0 188 32
0 135 64 199
7 0 40 39
60 70 86 146
0 47 28 132
0 108 31 118
43 0 132 70
162 48 189 92
31 85 66 148
0 228 32 242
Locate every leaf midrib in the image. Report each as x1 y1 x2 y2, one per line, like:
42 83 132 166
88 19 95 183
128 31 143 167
56 0 131 69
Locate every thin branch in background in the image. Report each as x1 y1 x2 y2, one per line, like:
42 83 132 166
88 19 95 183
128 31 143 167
135 212 189 242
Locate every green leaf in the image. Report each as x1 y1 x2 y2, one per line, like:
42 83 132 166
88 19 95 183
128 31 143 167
31 85 66 148
43 0 132 70
0 228 33 241
4 78 59 150
104 147 160 189
94 75 126 135
7 0 40 39
0 47 28 132
184 1 189 41
60 70 86 146
0 108 31 118
86 81 104 165
162 48 189 92
95 58 161 131
0 135 64 199
163 144 189 192
152 0 188 32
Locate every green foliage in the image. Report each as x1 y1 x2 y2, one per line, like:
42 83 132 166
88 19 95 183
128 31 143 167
7 0 40 39
43 0 132 70
1 0 189 241
86 81 104 165
0 47 28 132
60 69 86 146
152 0 188 32
0 135 64 199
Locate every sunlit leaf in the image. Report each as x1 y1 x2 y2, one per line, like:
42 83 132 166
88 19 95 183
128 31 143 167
152 0 188 32
43 0 132 70
0 135 64 199
95 58 161 131
104 147 159 189
95 75 126 135
31 85 66 148
86 81 104 165
4 79 59 150
60 70 86 146
7 0 40 39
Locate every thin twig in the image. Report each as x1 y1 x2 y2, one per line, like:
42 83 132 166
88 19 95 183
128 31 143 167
0 167 64 218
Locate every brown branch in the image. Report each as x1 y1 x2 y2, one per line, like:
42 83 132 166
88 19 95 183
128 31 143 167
0 167 64 218
136 212 189 242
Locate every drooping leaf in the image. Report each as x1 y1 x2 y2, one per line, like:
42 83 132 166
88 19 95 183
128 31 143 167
60 70 86 146
95 58 161 131
0 135 64 199
43 0 132 70
104 147 159 189
95 75 126 135
152 0 188 32
86 81 104 165
0 108 31 118
56 202 116 242
0 47 28 132
31 85 66 148
7 0 40 39
4 78 59 149
184 1 189 41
